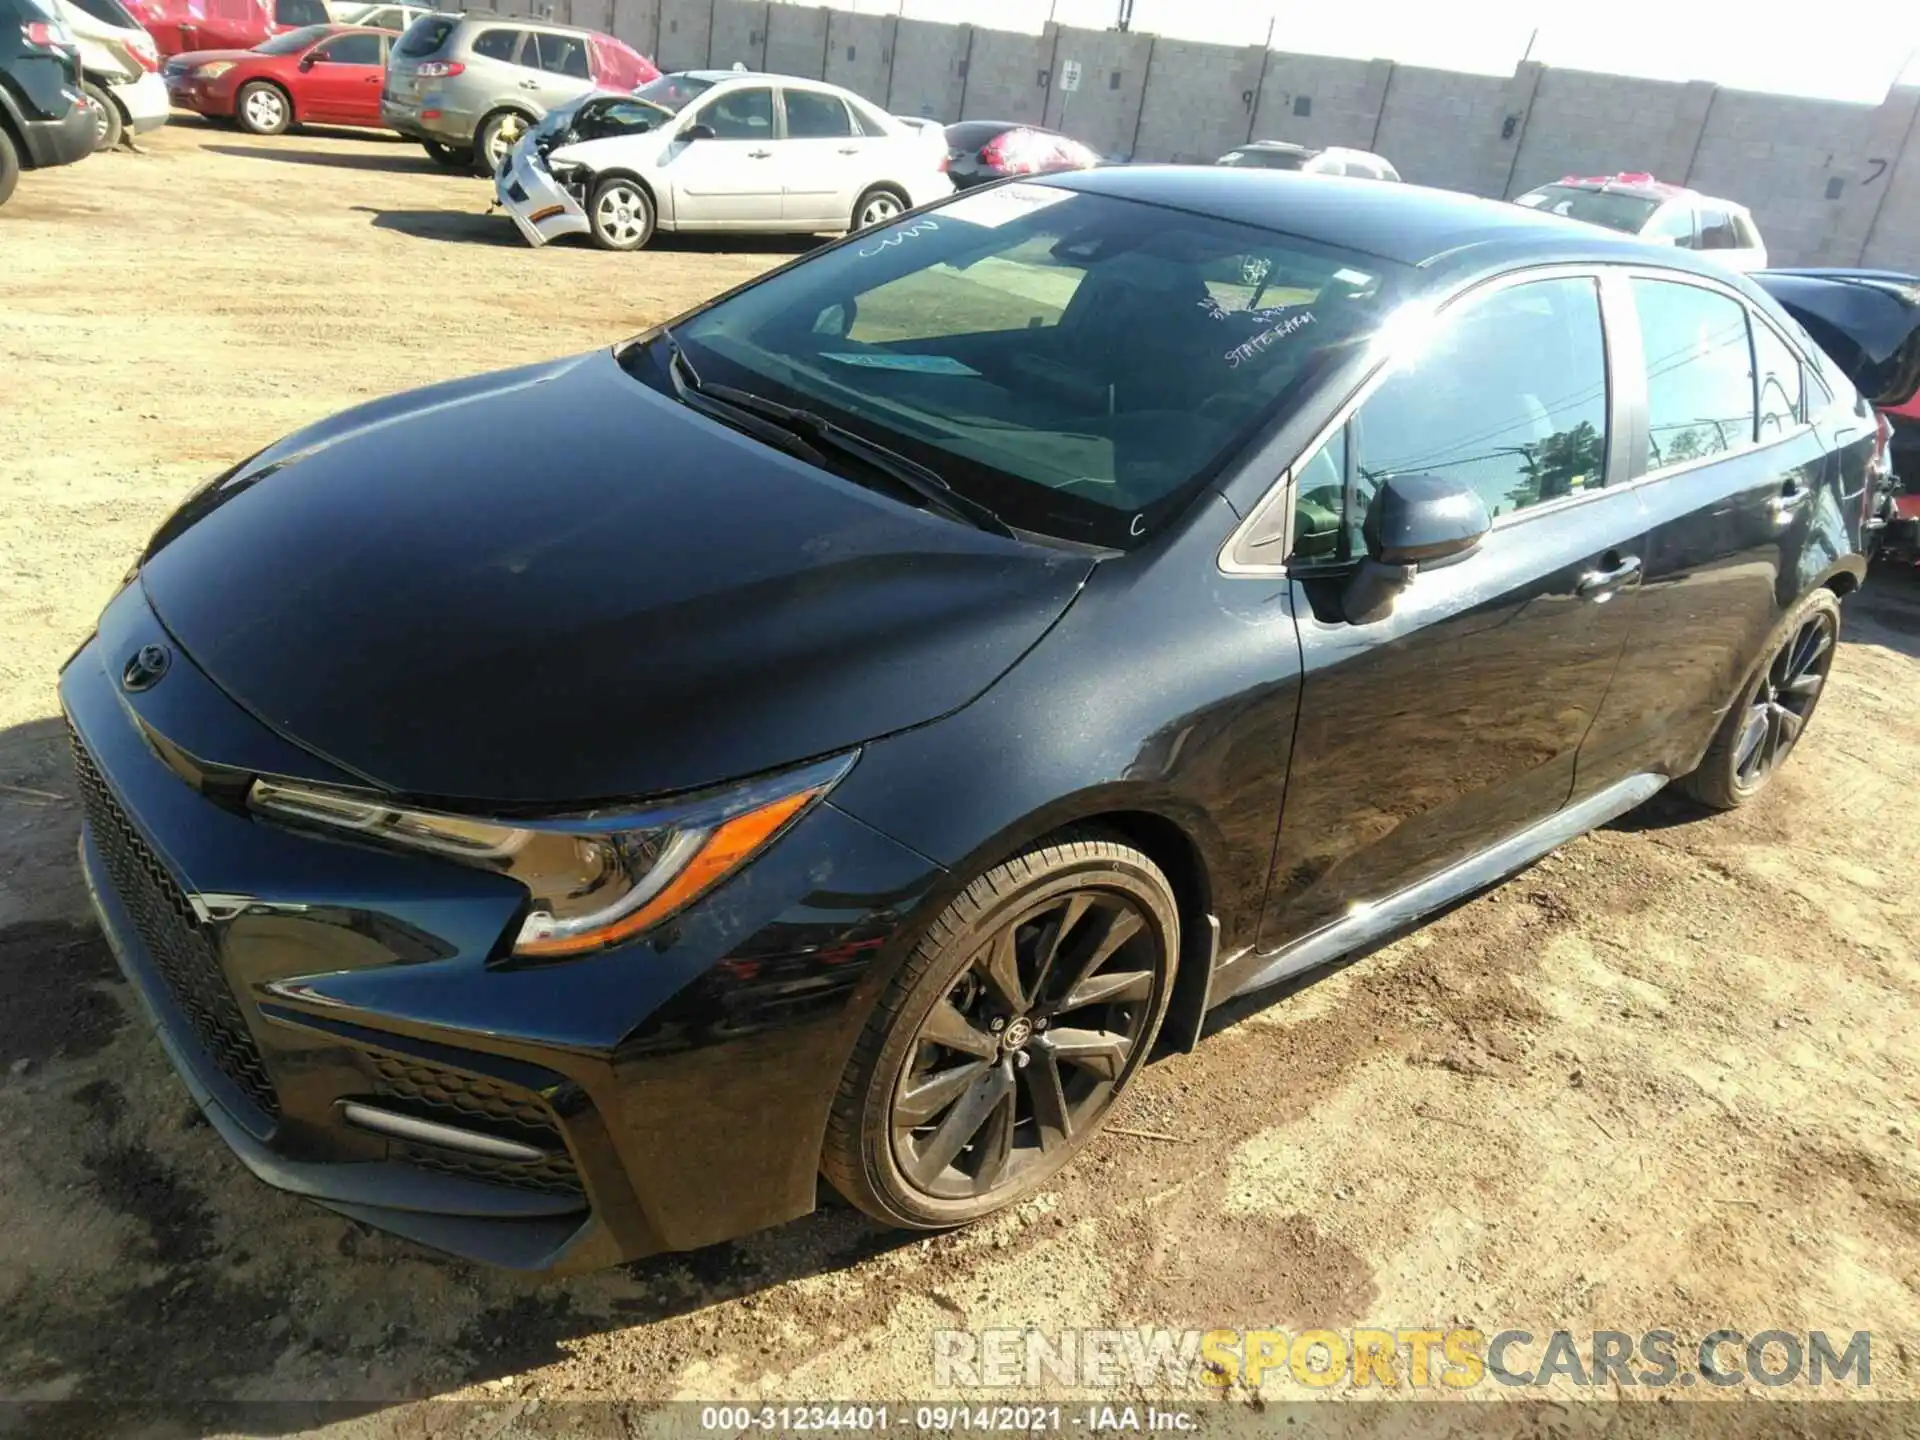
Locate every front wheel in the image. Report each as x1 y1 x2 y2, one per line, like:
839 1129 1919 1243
822 835 1179 1229
851 184 908 232
82 81 124 152
234 81 290 136
1677 587 1841 809
588 175 654 251
474 110 527 175
0 127 18 207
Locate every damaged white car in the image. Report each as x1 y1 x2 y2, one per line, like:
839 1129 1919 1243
494 70 955 251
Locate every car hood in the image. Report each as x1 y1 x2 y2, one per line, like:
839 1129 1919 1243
137 348 1093 806
1755 268 1920 408
166 47 259 68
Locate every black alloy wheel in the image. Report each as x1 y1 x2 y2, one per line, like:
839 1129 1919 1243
1680 588 1841 809
824 836 1178 1227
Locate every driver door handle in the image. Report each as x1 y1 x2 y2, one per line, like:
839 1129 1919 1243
1771 480 1812 517
747 148 773 158
1575 552 1642 600
837 145 860 154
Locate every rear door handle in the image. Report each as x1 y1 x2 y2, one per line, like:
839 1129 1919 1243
519 79 540 90
1575 553 1642 600
747 148 772 158
1771 481 1812 517
837 145 860 154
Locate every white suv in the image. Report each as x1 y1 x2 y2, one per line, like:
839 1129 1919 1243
1515 173 1768 272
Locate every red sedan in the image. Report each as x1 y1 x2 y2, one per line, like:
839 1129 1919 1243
162 24 394 134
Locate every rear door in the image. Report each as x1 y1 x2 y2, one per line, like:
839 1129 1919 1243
297 29 384 123
665 84 782 225
1573 271 1827 793
777 86 864 227
1256 268 1649 955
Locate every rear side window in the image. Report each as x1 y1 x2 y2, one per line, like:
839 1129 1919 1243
1632 278 1756 469
1733 212 1762 248
1697 208 1740 251
785 89 853 139
470 27 526 63
848 98 891 137
395 14 453 56
1352 275 1610 526
535 30 589 78
1752 320 1804 438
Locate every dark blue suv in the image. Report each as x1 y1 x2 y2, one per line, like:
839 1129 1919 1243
0 0 93 205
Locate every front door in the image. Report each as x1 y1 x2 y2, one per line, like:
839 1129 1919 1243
1259 270 1648 954
1574 273 1829 794
299 31 386 124
667 85 783 226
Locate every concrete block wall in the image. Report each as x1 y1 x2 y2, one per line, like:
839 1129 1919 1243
762 0 828 79
652 0 710 72
611 0 661 58
956 26 1050 125
1131 39 1266 163
1040 25 1153 160
883 18 968 119
1507 69 1695 198
1370 64 1510 193
708 0 767 70
822 10 894 105
1250 53 1389 154
1833 86 1920 268
1688 89 1871 267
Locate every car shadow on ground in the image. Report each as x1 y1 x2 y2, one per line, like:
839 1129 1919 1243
357 204 827 256
204 139 450 175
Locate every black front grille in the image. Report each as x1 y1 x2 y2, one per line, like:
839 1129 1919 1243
70 728 280 1120
369 1054 583 1196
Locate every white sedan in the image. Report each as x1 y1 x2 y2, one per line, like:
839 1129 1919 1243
495 71 954 251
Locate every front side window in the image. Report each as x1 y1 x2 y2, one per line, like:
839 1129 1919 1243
697 86 773 139
470 27 525 63
650 186 1405 549
1753 320 1804 439
1351 276 1610 531
535 31 589 78
1632 278 1756 469
254 24 329 53
784 89 853 139
315 32 382 65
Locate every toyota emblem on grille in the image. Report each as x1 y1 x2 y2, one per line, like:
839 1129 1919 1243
122 643 171 692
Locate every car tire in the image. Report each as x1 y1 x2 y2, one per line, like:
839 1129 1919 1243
82 81 124 153
474 110 528 175
821 833 1179 1230
587 175 655 251
422 139 471 169
234 81 291 136
0 127 19 207
1676 587 1842 810
850 184 909 232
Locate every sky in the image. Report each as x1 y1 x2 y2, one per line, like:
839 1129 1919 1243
837 0 1920 105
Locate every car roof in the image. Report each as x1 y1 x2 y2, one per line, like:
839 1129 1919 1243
1528 173 1750 214
1237 140 1313 155
1040 165 1755 276
437 9 595 35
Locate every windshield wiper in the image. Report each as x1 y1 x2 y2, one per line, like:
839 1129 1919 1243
659 329 1015 539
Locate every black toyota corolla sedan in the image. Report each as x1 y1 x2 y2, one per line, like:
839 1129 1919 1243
63 168 1915 1271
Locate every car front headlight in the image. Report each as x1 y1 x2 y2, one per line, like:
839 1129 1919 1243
194 60 235 77
247 753 853 958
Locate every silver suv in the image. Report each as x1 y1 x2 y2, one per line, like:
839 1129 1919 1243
383 9 628 173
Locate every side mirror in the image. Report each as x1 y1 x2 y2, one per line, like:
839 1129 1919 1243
299 53 318 68
1342 473 1491 624
682 122 716 141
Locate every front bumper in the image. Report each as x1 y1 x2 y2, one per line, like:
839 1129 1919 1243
61 580 944 1270
113 70 170 132
493 143 589 248
163 72 229 118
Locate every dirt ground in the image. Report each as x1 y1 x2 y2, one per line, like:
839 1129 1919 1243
3 121 1920 1437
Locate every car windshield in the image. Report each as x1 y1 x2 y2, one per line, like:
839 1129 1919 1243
637 183 1406 550
1221 148 1304 170
1515 184 1661 235
633 72 717 113
254 24 330 53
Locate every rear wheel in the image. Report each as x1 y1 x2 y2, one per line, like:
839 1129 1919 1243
422 139 471 169
588 175 654 251
234 81 290 136
822 835 1178 1229
474 110 527 175
0 127 19 207
1677 588 1841 810
82 81 124 153
851 184 908 232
